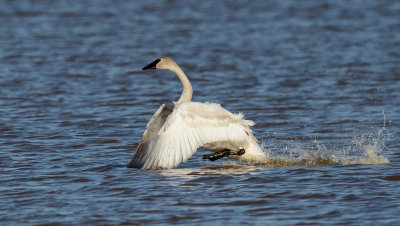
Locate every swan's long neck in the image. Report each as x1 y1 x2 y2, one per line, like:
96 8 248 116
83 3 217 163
170 66 192 103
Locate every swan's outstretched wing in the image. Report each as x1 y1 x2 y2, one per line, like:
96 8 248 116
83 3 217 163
128 103 174 168
139 102 256 169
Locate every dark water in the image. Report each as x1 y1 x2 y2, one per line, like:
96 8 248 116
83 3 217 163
1 0 399 225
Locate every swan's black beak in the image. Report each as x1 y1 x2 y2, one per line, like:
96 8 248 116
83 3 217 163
142 58 160 70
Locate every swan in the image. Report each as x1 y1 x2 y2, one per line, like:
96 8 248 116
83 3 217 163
128 57 266 170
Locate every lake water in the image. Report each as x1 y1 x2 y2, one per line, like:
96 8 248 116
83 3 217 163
1 0 399 225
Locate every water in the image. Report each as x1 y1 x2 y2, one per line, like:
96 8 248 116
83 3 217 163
1 0 399 225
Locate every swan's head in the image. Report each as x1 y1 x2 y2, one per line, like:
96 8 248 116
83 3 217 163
142 57 177 70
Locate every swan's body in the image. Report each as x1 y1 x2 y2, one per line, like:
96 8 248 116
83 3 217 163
128 57 266 170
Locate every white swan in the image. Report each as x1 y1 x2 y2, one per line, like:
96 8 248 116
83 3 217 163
128 57 266 170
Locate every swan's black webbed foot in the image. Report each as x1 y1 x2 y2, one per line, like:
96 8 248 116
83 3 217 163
202 149 245 161
236 148 245 156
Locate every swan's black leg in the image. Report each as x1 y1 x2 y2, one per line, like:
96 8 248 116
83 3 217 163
202 149 245 161
203 149 230 161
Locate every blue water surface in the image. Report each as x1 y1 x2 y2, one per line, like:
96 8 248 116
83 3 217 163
0 0 399 225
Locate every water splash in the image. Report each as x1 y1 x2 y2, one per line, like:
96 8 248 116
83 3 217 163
341 111 390 164
258 112 390 167
343 118 390 164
